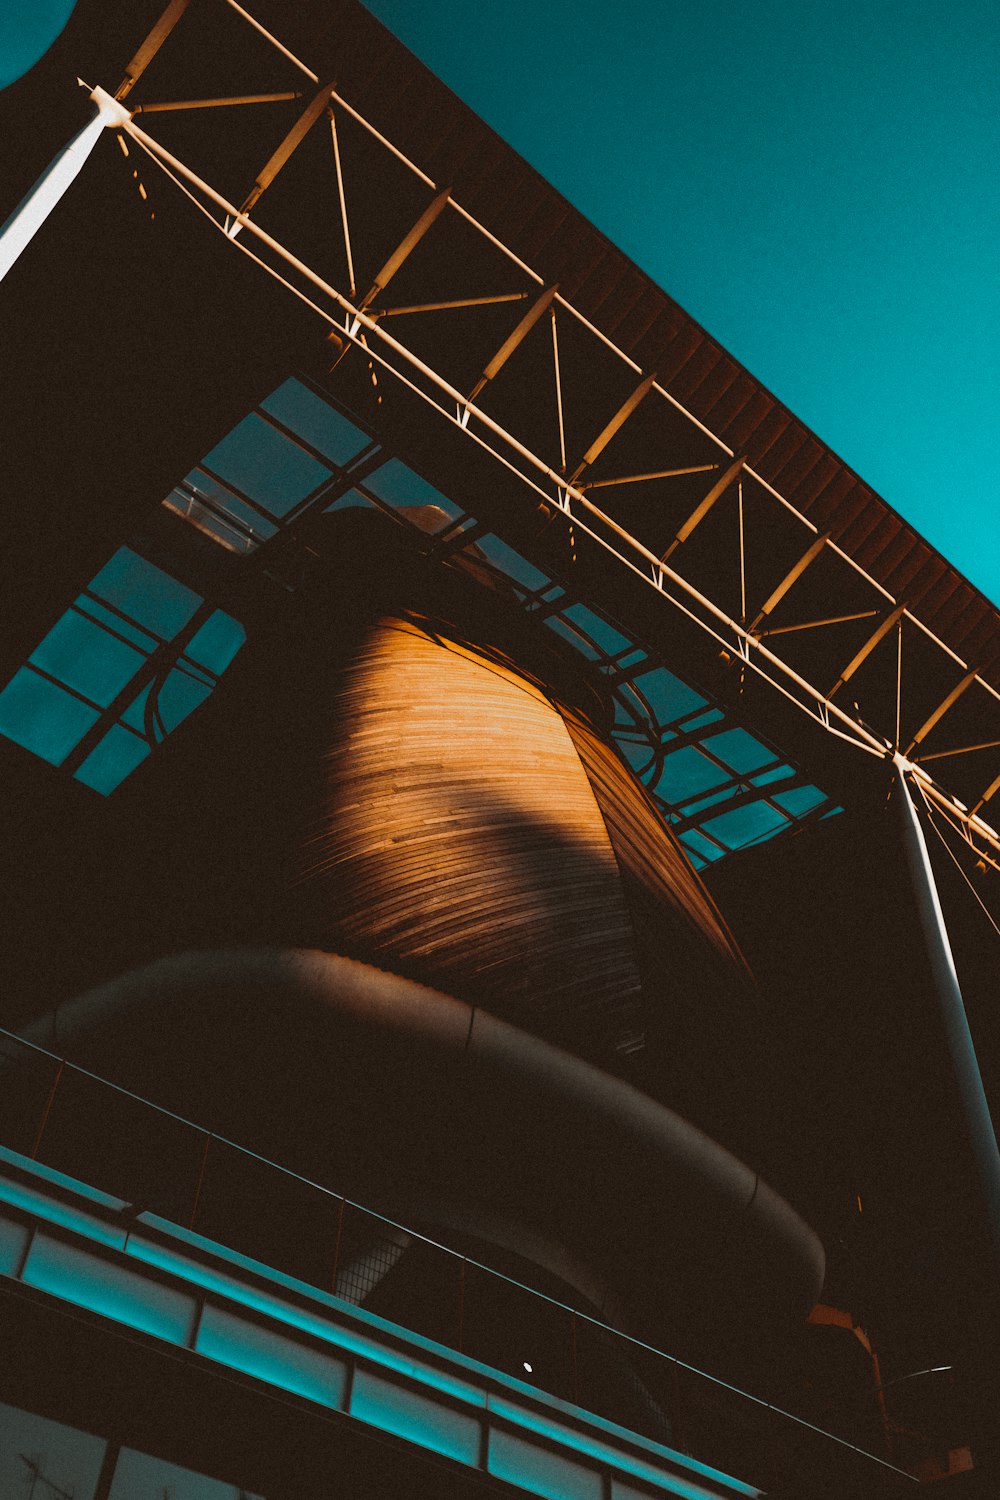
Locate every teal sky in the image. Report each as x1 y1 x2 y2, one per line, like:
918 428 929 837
0 1 76 88
363 0 1000 606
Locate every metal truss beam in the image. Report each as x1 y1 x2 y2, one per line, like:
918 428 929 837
56 54 1000 866
570 372 657 483
905 666 980 757
467 283 559 404
829 603 907 700
115 0 192 102
660 457 745 564
237 80 336 220
749 532 830 634
134 91 303 114
360 185 452 312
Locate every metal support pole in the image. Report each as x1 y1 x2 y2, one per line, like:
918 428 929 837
893 755 1000 1262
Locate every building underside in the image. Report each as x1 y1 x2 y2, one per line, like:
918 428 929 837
0 2 998 1497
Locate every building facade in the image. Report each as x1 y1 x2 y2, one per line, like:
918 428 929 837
0 2 997 1495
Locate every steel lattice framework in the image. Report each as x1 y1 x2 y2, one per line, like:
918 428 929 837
22 0 1000 875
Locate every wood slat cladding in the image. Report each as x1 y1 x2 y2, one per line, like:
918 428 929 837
294 614 647 1061
561 713 766 1158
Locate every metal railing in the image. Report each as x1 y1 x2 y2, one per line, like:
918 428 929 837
0 1022 918 1498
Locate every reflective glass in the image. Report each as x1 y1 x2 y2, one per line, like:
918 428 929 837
701 799 790 849
182 471 279 540
543 615 600 660
365 459 463 531
702 727 776 774
655 745 731 801
0 667 100 763
108 1447 265 1499
185 611 245 675
774 784 828 816
90 548 202 638
561 602 631 657
0 1401 106 1500
469 533 549 592
29 609 145 708
262 377 370 465
632 666 706 723
75 724 152 794
203 414 332 518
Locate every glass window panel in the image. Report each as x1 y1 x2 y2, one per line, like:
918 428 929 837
184 611 245 675
469 533 549 592
182 472 279 541
544 615 600 660
76 595 159 652
615 736 655 774
702 727 777 774
632 667 706 724
29 609 145 708
325 489 376 514
678 786 740 817
155 666 213 734
655 745 731 801
680 828 727 863
75 725 152 794
203 414 331 518
108 1446 265 1499
0 1401 106 1500
262 377 370 466
774 784 829 817
0 667 101 764
90 548 202 639
561 602 632 657
163 489 260 554
751 763 796 787
678 707 725 731
701 799 790 849
364 460 463 532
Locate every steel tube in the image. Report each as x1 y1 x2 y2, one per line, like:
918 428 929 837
893 755 1000 1263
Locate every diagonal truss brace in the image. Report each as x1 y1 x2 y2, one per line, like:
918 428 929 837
63 70 1000 867
659 457 745 564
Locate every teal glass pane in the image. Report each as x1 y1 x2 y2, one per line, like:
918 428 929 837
562 602 631 657
702 727 776 774
121 682 153 735
108 1447 265 1499
632 666 706 723
365 460 462 530
90 548 201 639
125 672 213 738
774 784 829 817
680 828 727 863
203 414 332 518
184 611 245 675
471 533 549 591
752 763 796 787
75 596 158 652
544 615 600 659
615 736 654 774
656 745 731 801
678 785 739 816
156 668 213 733
74 726 151 795
29 610 145 708
0 1401 107 1500
326 489 376 513
184 470 279 540
701 799 790 849
262 379 370 466
0 668 100 764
